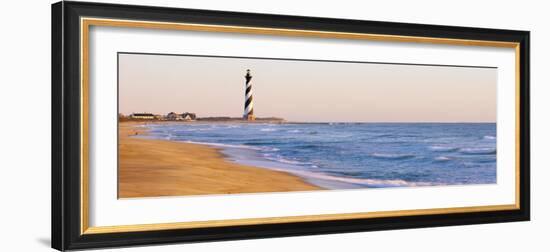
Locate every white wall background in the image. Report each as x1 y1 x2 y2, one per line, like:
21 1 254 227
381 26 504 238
0 0 546 251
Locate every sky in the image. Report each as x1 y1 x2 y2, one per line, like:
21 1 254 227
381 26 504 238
118 53 496 122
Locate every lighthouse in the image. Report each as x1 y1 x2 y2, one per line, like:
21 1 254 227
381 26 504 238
243 69 255 121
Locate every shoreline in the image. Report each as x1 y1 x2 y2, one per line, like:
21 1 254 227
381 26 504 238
120 119 496 124
118 121 322 198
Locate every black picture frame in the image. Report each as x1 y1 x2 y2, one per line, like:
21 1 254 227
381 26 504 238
52 1 530 251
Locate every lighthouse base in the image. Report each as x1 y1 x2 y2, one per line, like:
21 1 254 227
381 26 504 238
244 114 256 121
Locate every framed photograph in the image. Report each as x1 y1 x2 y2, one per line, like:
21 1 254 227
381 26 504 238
52 1 530 250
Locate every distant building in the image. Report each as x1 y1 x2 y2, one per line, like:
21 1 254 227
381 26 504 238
166 112 180 121
182 112 196 120
243 69 255 121
166 112 196 121
130 113 155 120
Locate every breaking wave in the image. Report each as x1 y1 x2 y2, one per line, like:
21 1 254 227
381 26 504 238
370 153 416 160
459 147 496 155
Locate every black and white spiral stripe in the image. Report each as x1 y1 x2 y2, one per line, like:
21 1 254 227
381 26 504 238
244 70 254 118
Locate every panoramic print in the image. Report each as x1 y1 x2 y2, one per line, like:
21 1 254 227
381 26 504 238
117 53 497 198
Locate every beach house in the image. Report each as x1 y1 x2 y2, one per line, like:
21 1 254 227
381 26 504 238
129 113 155 120
166 112 181 120
166 112 196 121
181 112 196 120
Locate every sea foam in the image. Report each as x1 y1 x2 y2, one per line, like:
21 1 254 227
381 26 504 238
145 122 497 188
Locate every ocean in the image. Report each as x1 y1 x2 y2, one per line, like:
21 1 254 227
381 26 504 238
143 123 496 189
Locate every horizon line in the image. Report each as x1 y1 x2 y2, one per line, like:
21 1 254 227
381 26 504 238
118 112 495 123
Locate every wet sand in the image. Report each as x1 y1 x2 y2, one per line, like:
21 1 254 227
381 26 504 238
118 121 321 198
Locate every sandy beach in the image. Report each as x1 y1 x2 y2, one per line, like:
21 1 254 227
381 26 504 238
118 122 321 198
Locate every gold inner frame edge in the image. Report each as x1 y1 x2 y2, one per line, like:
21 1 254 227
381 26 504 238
80 17 522 235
